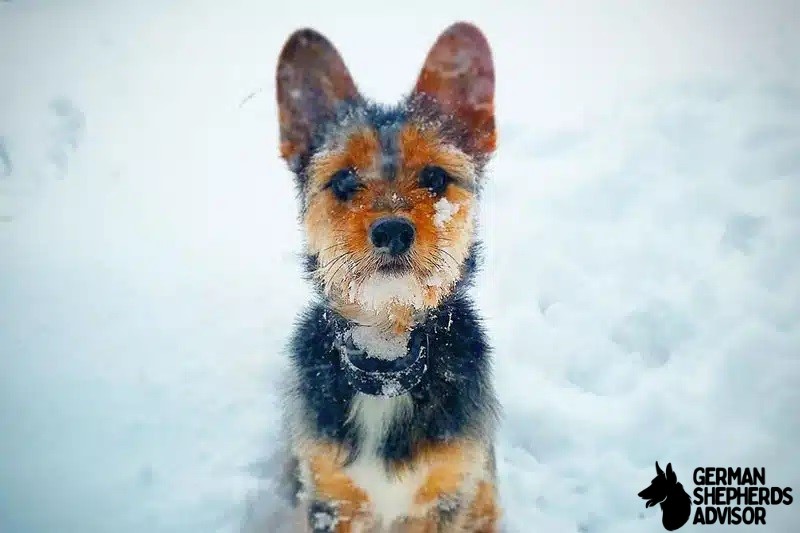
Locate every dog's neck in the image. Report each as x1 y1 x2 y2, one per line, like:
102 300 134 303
321 248 480 336
328 299 422 338
323 270 459 336
289 290 496 466
308 242 479 343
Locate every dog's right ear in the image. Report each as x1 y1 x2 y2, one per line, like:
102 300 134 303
656 462 665 477
666 463 677 484
276 29 361 170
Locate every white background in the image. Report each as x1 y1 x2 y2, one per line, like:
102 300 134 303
1 1 799 531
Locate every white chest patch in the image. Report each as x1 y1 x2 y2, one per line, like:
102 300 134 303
345 393 425 526
346 393 412 462
345 453 428 528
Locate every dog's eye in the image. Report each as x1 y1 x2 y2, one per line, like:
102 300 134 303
419 165 450 196
327 168 361 201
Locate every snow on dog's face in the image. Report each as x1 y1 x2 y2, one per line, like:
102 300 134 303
276 24 495 318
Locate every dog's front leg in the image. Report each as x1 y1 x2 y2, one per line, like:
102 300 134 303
305 496 374 533
421 481 497 532
398 493 463 532
461 481 500 533
298 445 374 533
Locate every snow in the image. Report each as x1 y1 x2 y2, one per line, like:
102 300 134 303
425 272 446 287
1 1 799 533
351 325 410 360
433 196 460 228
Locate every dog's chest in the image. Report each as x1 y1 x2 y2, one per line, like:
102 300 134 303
345 393 426 525
344 451 428 527
343 327 438 525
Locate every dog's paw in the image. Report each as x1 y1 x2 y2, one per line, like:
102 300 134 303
437 493 462 523
308 500 338 532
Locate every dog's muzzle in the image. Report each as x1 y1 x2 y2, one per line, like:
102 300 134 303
336 330 428 397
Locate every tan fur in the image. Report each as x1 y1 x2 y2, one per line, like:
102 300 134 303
308 128 381 193
296 439 498 532
398 125 477 188
305 443 371 532
464 481 500 532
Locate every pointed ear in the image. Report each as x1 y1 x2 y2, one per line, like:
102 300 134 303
666 463 677 483
656 462 664 477
413 22 496 155
276 29 360 168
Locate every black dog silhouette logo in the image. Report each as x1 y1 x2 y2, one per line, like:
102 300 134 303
639 462 693 530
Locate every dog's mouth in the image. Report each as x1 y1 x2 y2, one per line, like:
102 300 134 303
638 490 666 508
375 256 413 275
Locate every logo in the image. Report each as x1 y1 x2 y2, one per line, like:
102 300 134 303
639 463 794 529
638 462 692 530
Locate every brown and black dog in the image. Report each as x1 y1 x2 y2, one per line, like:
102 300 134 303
275 23 500 532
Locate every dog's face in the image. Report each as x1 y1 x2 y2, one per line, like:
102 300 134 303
276 24 495 318
638 462 679 507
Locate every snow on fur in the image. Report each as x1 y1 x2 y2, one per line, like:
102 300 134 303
433 197 460 228
351 325 409 360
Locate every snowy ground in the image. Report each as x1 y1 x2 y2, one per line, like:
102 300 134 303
1 1 799 532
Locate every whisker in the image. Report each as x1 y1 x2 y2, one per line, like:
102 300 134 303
329 252 367 284
438 249 462 270
318 251 352 274
317 242 347 254
318 251 350 269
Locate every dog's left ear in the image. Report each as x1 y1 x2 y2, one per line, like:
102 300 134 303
276 29 361 169
413 22 496 155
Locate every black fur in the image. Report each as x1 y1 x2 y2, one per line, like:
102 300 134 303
288 251 498 469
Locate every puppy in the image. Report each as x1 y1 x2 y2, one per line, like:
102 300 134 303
276 22 499 532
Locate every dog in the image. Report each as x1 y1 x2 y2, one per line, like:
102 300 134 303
638 462 692 531
275 22 499 532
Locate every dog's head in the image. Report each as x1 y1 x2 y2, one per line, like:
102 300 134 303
275 23 495 321
638 462 679 508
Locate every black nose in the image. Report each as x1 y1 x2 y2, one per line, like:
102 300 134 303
369 217 415 256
